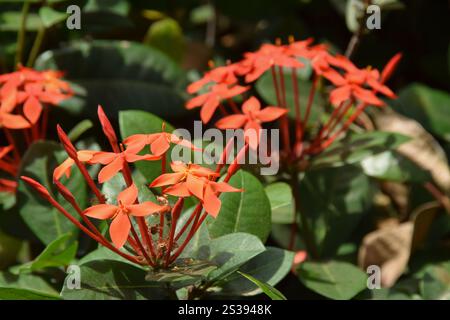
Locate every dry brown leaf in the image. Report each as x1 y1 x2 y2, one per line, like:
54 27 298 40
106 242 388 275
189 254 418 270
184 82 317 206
358 201 440 288
372 109 450 191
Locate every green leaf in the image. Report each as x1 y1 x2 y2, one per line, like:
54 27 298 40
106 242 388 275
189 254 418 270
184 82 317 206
0 12 42 31
83 0 130 16
34 40 188 119
392 83 450 142
309 131 411 169
265 182 295 224
13 233 77 274
0 288 61 300
419 262 450 300
61 260 173 300
0 231 22 269
238 272 287 300
38 7 68 28
255 69 320 126
216 247 294 297
17 141 87 245
361 151 432 183
144 18 185 64
298 261 367 300
189 233 266 283
208 170 271 242
0 271 58 297
119 110 174 181
299 165 374 257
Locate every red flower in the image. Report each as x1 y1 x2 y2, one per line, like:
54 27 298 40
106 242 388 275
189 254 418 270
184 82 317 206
123 124 199 156
328 64 395 106
186 83 249 123
237 43 304 83
215 96 287 149
187 63 239 94
84 184 164 248
53 150 97 181
90 149 160 183
0 87 30 129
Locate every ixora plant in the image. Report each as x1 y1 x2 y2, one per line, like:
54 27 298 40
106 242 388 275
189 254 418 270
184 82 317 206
0 66 72 193
186 37 402 254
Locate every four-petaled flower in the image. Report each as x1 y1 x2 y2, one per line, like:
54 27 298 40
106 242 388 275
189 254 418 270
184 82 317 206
90 148 160 183
215 96 287 149
84 184 165 248
186 83 249 123
123 124 199 156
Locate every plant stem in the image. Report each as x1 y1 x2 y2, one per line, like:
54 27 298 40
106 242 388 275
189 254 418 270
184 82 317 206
15 1 30 67
26 26 46 67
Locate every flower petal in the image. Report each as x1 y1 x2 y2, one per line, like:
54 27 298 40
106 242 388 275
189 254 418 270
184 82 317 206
164 182 191 197
215 114 248 129
149 172 185 188
129 201 163 216
23 96 43 124
109 213 131 249
256 107 288 123
84 204 117 219
118 183 138 205
187 175 205 200
150 134 170 156
203 185 221 218
242 96 261 114
98 156 124 183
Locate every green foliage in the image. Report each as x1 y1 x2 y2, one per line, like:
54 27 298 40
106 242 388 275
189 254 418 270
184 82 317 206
265 182 295 224
208 170 272 242
34 40 188 119
16 141 87 245
298 261 368 300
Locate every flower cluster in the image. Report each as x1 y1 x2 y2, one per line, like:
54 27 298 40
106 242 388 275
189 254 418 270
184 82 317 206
0 66 72 193
186 37 401 162
22 106 245 268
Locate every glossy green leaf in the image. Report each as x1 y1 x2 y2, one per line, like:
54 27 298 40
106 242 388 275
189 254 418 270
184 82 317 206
298 261 367 300
265 182 295 224
238 271 287 300
299 165 374 257
217 247 294 297
0 271 58 298
61 260 173 300
34 40 188 119
309 131 411 169
209 170 271 242
67 119 93 141
190 232 266 283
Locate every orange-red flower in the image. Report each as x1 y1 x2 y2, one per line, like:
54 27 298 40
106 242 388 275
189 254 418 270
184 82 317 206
186 83 249 123
215 96 287 149
0 87 30 129
328 64 395 106
53 150 97 181
187 63 239 94
83 184 164 248
123 125 199 156
90 149 160 183
237 43 304 83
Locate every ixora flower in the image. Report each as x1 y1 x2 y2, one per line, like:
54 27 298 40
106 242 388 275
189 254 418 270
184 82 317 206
215 96 287 149
0 66 72 194
22 106 246 268
186 37 401 160
123 123 199 156
84 184 165 248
